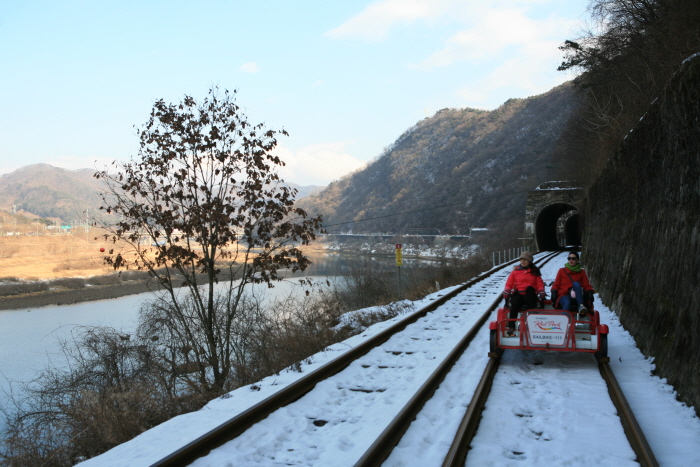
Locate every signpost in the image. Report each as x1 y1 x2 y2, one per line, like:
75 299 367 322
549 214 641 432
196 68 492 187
395 244 402 299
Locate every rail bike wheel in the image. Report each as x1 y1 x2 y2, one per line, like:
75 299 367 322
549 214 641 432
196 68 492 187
595 333 608 361
489 328 503 357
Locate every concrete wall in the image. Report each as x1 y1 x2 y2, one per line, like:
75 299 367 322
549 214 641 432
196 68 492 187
584 55 700 414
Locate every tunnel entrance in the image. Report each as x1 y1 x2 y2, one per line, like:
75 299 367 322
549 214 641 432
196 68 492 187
523 182 584 252
564 213 581 246
535 203 580 250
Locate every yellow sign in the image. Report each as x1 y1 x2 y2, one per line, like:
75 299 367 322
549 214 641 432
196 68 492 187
395 243 403 266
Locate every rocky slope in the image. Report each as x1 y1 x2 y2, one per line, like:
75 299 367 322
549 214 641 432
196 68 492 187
298 83 582 241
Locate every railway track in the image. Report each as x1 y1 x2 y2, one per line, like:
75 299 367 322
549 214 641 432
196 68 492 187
151 251 657 466
440 357 658 466
441 303 658 465
152 252 554 466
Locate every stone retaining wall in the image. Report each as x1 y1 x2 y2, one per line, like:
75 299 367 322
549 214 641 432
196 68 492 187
584 55 700 413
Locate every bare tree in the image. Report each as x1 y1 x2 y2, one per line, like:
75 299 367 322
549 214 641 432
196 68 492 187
95 88 321 392
552 0 700 184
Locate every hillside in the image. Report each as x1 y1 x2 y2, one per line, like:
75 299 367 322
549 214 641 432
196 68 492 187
0 164 104 224
0 164 323 224
2 84 580 236
298 83 582 242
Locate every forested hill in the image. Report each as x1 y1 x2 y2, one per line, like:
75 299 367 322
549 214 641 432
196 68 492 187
0 164 103 223
297 83 581 240
0 164 323 224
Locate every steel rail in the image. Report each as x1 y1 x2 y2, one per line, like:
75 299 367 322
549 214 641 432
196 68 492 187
442 358 660 467
599 362 659 467
353 292 502 467
354 251 560 467
442 356 500 467
441 259 658 467
150 253 545 466
439 251 561 467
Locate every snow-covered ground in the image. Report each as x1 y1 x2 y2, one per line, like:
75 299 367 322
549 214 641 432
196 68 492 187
323 239 479 260
81 252 700 466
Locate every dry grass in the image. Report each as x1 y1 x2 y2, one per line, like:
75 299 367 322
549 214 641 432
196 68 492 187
0 230 119 281
0 231 328 282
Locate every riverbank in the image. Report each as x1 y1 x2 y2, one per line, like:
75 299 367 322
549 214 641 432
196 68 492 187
0 279 160 311
0 243 332 311
0 241 478 312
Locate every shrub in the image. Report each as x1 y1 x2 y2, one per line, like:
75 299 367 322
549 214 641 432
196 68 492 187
1 252 488 464
85 274 123 286
0 245 20 259
0 281 49 296
49 278 86 289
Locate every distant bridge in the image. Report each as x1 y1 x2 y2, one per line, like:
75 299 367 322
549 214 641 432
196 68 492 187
321 233 471 242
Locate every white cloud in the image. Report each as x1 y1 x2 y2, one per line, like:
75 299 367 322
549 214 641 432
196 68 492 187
238 62 260 73
273 142 366 186
414 7 578 70
323 1 579 108
324 0 567 43
324 0 456 41
327 0 582 93
455 39 572 107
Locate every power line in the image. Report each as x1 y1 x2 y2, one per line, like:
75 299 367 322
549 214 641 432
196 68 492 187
320 187 533 229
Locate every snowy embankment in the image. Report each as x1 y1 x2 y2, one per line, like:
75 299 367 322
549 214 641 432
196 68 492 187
324 239 479 260
81 252 700 466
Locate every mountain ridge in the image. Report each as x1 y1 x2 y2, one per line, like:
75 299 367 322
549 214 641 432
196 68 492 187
299 82 581 242
0 164 324 223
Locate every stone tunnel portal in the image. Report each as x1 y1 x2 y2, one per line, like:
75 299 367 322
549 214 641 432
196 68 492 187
535 203 580 251
524 182 584 252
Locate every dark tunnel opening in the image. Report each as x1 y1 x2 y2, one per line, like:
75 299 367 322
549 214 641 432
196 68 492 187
564 214 581 246
535 203 580 250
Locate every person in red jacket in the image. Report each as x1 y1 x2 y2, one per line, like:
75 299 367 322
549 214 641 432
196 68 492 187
551 251 595 314
503 251 545 336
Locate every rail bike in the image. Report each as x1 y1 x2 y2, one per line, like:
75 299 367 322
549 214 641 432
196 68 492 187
489 299 609 361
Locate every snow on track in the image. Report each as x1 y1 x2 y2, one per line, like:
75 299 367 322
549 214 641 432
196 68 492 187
468 351 636 466
598 301 700 466
464 256 636 466
388 252 700 467
188 265 515 466
81 252 700 466
382 296 493 467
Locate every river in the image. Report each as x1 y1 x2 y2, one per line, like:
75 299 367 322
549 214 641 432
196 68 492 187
0 252 409 427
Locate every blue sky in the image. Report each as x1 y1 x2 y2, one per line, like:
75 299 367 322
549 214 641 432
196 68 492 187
0 0 589 186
